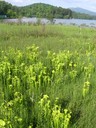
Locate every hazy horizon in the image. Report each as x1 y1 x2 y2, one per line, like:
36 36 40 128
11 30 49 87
5 0 96 12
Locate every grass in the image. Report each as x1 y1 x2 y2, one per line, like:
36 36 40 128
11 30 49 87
0 22 96 128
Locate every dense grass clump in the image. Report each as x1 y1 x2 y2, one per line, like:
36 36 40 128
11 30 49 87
0 23 96 128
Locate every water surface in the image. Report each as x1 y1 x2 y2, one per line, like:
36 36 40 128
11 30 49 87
4 18 96 27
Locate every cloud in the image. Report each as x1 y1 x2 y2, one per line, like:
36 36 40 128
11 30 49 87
5 0 96 12
5 0 32 6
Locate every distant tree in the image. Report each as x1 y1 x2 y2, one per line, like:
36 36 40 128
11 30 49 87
7 9 17 18
0 1 12 15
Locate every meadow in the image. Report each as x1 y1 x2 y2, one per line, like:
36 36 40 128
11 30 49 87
0 22 96 128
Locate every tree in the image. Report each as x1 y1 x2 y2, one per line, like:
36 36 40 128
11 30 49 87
0 1 12 15
7 9 17 18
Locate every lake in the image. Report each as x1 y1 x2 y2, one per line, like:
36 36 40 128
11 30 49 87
4 17 96 27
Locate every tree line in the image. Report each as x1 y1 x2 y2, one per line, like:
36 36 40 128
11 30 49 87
19 3 72 19
0 1 96 20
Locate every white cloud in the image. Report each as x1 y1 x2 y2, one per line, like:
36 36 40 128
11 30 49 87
5 0 96 12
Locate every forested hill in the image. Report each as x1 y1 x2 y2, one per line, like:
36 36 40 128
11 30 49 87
0 1 72 19
19 3 72 19
0 1 96 19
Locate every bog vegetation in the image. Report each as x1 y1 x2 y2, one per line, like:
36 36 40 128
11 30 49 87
0 22 96 128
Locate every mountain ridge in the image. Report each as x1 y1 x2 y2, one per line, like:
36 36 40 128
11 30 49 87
70 7 96 16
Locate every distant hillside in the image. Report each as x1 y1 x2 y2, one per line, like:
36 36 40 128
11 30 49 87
19 3 72 19
70 7 96 16
0 1 72 19
0 1 96 20
18 3 96 19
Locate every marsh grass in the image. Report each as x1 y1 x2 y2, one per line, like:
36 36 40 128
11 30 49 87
0 23 96 128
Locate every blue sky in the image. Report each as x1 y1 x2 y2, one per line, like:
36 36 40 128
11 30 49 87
5 0 96 12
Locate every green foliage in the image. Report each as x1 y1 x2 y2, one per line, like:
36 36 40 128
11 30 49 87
0 1 96 19
0 119 5 128
38 95 71 128
0 1 17 18
83 81 90 97
72 11 96 20
0 1 12 15
0 1 72 19
18 3 72 19
0 23 96 128
7 9 17 18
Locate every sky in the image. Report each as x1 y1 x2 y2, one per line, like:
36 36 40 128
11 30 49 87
5 0 96 12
